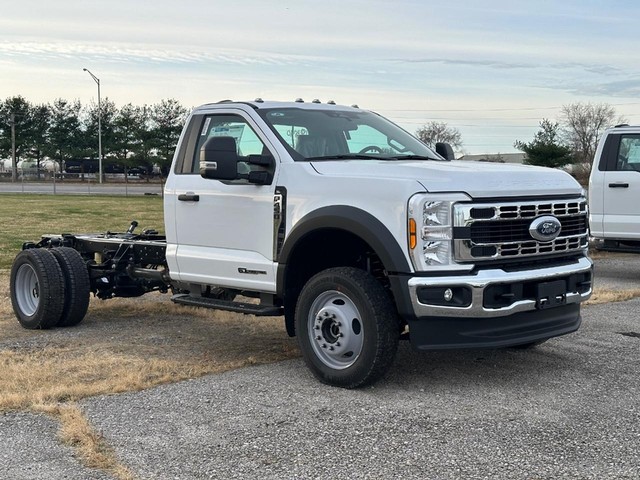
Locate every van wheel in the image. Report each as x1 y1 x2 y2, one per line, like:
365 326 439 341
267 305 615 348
295 267 399 388
51 247 91 327
10 249 65 329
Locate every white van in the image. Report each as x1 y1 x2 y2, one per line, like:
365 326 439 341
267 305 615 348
589 124 640 250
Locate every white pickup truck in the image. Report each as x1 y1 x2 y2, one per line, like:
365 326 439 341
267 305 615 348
10 99 593 388
589 124 640 251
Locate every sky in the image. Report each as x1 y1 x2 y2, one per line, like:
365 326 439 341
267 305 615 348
2 0 640 154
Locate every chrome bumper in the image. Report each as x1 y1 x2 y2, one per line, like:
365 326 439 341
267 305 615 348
407 256 593 318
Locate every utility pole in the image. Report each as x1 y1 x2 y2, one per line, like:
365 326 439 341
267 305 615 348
10 113 16 183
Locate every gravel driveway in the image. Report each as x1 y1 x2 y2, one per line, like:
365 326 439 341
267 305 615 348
76 298 640 479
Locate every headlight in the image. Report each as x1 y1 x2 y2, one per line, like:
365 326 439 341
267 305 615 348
407 193 472 272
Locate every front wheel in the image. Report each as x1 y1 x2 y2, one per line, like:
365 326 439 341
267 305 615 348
295 267 400 388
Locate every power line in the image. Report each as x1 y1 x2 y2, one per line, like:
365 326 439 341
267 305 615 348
383 101 640 113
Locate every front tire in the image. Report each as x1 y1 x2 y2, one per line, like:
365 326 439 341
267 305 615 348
295 267 399 388
10 249 65 329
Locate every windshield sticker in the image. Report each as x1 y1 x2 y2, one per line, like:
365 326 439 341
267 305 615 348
200 117 211 136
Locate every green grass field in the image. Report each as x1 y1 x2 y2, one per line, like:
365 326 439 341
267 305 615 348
0 194 164 269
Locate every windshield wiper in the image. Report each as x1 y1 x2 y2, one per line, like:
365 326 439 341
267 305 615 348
390 154 442 161
305 154 385 161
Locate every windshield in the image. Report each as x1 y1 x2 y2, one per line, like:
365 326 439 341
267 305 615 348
257 108 442 161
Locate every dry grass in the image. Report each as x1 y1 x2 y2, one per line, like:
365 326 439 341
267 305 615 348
586 287 640 305
0 271 299 479
35 404 136 480
0 281 299 413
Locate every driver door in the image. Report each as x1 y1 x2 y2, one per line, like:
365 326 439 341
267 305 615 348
168 110 279 292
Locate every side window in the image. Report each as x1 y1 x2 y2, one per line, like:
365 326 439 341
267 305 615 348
617 135 640 171
184 114 271 181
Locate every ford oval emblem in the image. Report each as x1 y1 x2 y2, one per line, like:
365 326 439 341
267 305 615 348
529 216 562 242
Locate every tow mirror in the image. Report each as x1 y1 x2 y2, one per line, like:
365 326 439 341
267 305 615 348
199 136 239 180
435 142 455 161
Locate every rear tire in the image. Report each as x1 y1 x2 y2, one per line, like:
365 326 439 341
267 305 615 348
10 249 65 329
295 267 400 388
50 247 90 327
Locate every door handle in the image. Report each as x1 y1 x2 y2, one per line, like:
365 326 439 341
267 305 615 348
178 193 200 201
608 183 629 188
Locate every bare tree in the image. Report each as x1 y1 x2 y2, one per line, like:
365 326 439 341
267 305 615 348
415 121 463 151
560 102 625 182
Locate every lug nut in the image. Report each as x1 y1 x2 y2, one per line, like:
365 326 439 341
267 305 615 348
336 342 341 347
329 346 334 351
322 344 327 348
316 336 321 340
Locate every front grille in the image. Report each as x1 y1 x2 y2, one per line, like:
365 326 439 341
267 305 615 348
454 198 589 262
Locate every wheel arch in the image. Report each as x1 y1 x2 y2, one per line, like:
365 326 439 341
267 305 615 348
276 205 410 337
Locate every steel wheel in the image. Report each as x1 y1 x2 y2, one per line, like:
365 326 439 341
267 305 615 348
10 248 65 329
295 267 400 388
308 290 364 370
14 263 40 317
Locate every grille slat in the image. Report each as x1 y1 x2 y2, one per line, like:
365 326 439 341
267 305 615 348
455 198 588 262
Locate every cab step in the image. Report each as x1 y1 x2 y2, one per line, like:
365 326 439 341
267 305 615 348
171 293 283 316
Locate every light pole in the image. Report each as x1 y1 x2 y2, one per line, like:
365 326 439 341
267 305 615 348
83 68 103 183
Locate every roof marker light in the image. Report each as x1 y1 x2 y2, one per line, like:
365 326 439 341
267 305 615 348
295 98 304 103
312 99 321 104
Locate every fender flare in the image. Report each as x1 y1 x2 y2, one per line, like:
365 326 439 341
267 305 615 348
276 205 411 296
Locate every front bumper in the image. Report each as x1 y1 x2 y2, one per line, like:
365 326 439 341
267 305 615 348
407 256 592 319
397 256 593 350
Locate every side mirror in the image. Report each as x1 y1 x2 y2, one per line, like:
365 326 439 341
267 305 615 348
435 142 455 161
199 136 239 180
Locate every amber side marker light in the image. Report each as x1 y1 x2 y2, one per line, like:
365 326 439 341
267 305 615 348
409 218 417 249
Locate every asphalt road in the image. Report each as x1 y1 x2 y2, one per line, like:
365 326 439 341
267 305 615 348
2 254 640 479
0 181 163 196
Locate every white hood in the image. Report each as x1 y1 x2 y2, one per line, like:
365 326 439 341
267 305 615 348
310 160 582 198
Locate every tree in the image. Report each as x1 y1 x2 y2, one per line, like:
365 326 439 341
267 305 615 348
415 121 463 151
0 96 33 175
46 99 84 173
150 99 188 175
85 97 118 162
561 102 625 165
112 103 146 181
514 119 574 169
25 104 52 177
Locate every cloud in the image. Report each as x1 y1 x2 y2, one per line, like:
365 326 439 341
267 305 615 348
0 41 314 68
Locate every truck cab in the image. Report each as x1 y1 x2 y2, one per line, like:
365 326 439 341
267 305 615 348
589 124 640 250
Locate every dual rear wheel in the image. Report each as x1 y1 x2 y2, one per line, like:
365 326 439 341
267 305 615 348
10 247 90 329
